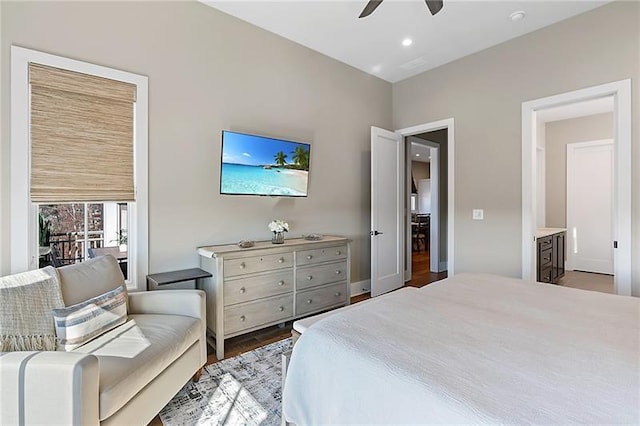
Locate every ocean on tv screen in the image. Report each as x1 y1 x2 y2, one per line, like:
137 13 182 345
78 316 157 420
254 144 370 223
221 163 309 196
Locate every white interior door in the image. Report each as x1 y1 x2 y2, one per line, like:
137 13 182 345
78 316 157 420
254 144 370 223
566 140 614 274
371 126 404 297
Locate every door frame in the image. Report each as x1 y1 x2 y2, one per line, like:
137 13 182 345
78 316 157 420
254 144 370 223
397 118 455 276
566 139 614 273
521 79 631 295
428 146 440 273
406 137 441 279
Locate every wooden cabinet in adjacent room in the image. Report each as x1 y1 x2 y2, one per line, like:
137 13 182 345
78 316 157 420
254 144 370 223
536 228 566 284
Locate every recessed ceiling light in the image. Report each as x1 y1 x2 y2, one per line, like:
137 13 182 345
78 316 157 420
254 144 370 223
402 38 413 47
415 153 420 157
510 11 526 21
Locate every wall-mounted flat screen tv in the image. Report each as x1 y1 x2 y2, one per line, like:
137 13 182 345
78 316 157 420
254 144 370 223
220 130 311 197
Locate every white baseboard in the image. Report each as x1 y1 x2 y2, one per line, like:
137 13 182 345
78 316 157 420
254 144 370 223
350 279 371 296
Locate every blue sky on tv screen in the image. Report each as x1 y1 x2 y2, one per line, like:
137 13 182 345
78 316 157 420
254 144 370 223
222 131 309 167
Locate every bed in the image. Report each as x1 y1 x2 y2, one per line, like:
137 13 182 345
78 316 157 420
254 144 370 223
282 273 640 424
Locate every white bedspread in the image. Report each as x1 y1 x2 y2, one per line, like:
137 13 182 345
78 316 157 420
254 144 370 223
283 273 640 424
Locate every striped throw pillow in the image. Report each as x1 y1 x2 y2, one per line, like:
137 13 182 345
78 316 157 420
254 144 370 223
52 284 128 351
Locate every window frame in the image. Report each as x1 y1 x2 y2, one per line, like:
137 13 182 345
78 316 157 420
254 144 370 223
10 46 148 291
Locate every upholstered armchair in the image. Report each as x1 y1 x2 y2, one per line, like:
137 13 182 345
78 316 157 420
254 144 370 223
0 255 207 425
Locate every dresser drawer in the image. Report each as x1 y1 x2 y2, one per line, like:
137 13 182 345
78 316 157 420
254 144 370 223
297 244 347 266
539 248 552 267
224 252 293 278
538 267 552 283
224 270 293 306
224 294 293 335
296 282 347 317
297 261 348 290
538 235 553 250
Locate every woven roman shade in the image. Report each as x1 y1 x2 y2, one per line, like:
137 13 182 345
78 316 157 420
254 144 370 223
29 63 137 202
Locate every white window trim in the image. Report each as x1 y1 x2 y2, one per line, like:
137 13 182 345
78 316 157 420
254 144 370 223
10 46 149 291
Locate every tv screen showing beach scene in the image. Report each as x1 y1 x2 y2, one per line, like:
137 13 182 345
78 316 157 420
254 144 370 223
220 130 310 197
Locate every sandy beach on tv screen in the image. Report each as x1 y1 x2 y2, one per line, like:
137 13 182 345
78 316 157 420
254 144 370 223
280 169 308 194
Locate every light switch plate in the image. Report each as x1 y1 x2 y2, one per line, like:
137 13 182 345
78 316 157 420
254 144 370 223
472 209 484 220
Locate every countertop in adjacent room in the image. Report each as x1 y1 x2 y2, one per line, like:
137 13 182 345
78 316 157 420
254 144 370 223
536 227 567 238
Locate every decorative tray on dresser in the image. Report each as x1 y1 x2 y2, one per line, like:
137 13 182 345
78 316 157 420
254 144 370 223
198 236 351 359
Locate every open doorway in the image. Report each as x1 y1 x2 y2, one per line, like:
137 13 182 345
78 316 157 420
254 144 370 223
402 128 450 287
408 138 438 285
537 98 614 293
521 79 632 296
370 119 455 296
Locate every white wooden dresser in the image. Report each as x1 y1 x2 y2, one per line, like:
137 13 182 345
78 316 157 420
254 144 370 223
198 236 350 359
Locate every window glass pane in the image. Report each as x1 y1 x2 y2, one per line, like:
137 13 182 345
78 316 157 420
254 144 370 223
87 203 104 250
38 203 129 281
101 202 128 280
39 203 85 266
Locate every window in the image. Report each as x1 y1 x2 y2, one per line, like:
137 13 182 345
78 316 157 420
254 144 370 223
11 47 148 290
39 203 130 279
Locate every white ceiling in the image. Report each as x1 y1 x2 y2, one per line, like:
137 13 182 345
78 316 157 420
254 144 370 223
411 142 432 163
201 0 610 83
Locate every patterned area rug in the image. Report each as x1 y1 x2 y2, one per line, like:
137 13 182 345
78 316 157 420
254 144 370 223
159 338 291 426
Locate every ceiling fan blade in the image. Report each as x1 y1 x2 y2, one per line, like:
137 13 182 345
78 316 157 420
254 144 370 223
359 0 384 18
425 0 443 15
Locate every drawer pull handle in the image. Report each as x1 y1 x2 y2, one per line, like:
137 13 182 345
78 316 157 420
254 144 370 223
278 258 285 264
240 315 246 322
336 251 341 255
239 262 246 269
278 280 285 286
307 275 313 280
335 292 341 297
279 306 285 312
306 299 312 304
239 287 246 294
306 255 313 260
335 270 342 275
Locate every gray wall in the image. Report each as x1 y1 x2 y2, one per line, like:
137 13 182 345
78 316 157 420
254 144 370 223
2 1 638 294
545 113 613 228
0 1 392 282
412 161 430 182
393 1 639 294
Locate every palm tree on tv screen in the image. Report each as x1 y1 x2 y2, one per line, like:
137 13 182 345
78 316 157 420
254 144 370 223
292 146 310 170
274 151 287 166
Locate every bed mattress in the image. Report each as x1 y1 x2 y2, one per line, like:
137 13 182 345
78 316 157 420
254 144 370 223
283 273 640 424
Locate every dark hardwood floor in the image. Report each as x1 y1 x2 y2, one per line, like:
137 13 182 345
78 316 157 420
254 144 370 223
149 249 446 425
407 249 448 287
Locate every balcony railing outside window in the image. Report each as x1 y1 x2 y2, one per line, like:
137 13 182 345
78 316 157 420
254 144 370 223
39 202 128 270
48 230 105 266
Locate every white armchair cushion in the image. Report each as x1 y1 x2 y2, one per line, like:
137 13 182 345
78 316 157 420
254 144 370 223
57 255 124 306
73 314 201 420
0 266 64 352
52 284 128 351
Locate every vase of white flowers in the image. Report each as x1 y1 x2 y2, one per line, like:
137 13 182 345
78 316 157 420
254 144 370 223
268 219 289 244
